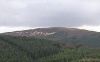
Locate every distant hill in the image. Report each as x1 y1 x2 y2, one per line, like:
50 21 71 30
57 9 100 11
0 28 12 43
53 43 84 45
2 27 100 48
1 27 100 62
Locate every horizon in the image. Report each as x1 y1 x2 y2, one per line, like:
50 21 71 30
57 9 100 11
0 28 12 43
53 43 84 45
0 25 100 33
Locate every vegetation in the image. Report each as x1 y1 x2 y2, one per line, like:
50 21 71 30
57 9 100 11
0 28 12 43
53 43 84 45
0 35 100 62
37 48 100 62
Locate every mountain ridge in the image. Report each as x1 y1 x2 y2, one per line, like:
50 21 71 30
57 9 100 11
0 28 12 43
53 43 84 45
2 27 100 48
2 27 97 37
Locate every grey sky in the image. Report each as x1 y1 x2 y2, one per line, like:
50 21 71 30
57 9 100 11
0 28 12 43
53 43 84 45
0 0 100 27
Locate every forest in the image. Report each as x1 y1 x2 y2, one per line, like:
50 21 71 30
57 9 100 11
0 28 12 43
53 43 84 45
0 35 100 62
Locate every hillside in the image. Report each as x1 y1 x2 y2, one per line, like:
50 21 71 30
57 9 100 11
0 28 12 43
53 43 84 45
0 35 100 62
0 35 62 62
3 27 100 48
1 27 100 61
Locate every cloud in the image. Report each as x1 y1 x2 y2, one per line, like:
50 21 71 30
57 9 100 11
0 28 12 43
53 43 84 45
77 25 100 32
0 26 33 33
0 0 100 27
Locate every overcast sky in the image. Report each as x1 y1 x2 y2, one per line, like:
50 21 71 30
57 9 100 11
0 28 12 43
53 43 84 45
0 0 100 32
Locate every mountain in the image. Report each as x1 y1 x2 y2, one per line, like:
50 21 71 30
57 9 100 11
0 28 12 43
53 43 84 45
1 27 100 62
3 27 97 37
2 27 100 48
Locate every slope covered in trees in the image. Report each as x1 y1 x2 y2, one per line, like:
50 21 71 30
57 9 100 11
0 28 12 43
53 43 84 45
3 27 100 48
0 35 61 62
0 35 100 62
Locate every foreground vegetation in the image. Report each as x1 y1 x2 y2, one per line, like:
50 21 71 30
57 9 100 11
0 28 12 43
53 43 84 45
0 35 100 62
37 48 100 62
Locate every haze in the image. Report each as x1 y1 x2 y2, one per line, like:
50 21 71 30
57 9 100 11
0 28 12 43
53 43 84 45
0 0 100 33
